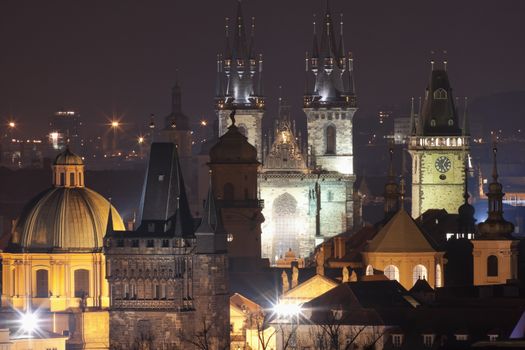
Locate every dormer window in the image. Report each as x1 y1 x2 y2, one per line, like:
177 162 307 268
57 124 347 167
455 334 468 341
392 334 404 347
433 88 447 100
423 334 435 347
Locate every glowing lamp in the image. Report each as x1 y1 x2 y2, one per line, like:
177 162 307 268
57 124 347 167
111 121 119 128
138 137 145 144
20 311 39 334
8 121 16 128
273 302 302 318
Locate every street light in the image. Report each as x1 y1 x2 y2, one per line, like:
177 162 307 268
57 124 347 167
138 136 145 144
111 121 120 128
8 121 16 128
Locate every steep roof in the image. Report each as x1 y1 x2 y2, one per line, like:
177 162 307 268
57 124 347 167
366 209 439 253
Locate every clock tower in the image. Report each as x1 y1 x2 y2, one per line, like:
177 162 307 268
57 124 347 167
409 63 468 218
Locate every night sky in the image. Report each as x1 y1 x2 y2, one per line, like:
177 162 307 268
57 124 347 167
1 0 524 137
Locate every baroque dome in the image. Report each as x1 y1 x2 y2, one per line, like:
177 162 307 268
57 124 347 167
8 148 125 253
9 187 124 252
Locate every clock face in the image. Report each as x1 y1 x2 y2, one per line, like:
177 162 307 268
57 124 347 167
435 156 451 173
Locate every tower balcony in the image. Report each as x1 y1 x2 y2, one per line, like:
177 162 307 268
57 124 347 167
409 135 470 150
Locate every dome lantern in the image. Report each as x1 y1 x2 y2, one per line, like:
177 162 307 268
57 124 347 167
53 147 85 187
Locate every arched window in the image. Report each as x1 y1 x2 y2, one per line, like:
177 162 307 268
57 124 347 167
36 269 49 298
74 269 90 297
60 172 65 186
272 193 299 261
487 255 498 277
326 125 336 155
430 119 436 127
435 264 442 288
384 265 399 282
69 172 75 186
433 88 447 100
413 265 428 285
78 172 82 186
223 183 234 200
366 265 374 276
448 119 454 126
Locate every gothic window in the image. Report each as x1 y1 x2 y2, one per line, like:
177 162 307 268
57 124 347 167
412 264 428 285
74 269 89 297
487 255 498 277
223 183 235 200
366 265 374 276
130 283 136 299
433 88 447 100
326 125 336 155
435 264 442 288
153 284 160 299
272 193 299 260
36 269 49 298
327 191 334 202
384 265 399 282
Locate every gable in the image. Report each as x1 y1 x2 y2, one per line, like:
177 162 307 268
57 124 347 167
282 274 338 304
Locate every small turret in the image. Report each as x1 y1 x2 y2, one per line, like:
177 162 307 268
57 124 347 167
477 146 514 239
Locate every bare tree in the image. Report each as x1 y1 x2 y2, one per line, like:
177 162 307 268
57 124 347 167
247 310 277 350
178 316 228 350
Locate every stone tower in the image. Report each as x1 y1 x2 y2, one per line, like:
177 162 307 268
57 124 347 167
209 111 265 271
215 0 264 161
105 143 229 349
303 0 356 230
162 81 192 157
409 63 468 218
472 146 518 286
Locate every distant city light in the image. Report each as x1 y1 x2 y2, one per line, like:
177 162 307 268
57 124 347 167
200 120 208 126
8 121 16 128
111 121 120 128
138 136 145 144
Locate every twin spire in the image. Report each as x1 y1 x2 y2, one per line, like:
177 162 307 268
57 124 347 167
216 0 264 109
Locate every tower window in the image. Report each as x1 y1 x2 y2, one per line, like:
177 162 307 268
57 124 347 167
430 119 436 127
223 183 235 200
433 88 447 100
448 119 454 126
487 255 498 277
326 125 336 155
36 269 49 298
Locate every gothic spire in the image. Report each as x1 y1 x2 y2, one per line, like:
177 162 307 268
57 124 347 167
195 174 227 253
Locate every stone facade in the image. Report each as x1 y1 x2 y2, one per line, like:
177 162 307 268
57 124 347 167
472 240 518 286
409 137 468 218
260 173 353 264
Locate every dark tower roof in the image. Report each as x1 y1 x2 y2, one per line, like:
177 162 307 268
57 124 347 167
139 143 193 233
164 81 190 131
458 159 476 234
216 0 263 109
477 147 514 239
304 0 355 108
416 66 462 136
210 111 258 163
195 177 228 254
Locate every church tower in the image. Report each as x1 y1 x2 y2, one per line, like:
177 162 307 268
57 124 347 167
472 147 518 286
162 81 192 157
209 111 265 270
303 0 356 230
409 63 468 218
215 0 264 161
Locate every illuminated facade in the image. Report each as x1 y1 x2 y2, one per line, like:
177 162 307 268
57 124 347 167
409 65 468 218
0 148 125 350
215 1 264 161
260 2 357 264
48 109 81 152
